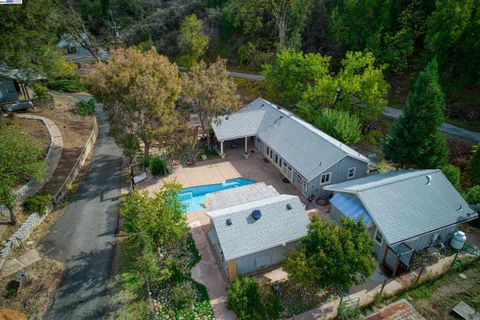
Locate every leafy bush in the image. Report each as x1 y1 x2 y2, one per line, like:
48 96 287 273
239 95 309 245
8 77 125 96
337 303 363 320
33 83 50 101
139 156 151 168
469 144 480 185
441 164 461 190
150 157 166 176
75 98 96 116
23 191 53 215
47 73 85 92
463 185 480 204
264 293 283 320
314 108 361 144
362 129 383 145
227 277 264 320
171 282 196 307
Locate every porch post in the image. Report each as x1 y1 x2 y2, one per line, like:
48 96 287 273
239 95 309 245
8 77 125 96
244 137 248 153
220 140 224 154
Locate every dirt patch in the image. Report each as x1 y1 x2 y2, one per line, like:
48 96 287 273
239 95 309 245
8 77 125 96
0 257 64 318
13 118 51 156
408 258 480 320
446 137 474 187
25 94 94 195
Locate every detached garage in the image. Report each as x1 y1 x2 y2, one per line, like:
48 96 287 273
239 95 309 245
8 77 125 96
206 193 309 281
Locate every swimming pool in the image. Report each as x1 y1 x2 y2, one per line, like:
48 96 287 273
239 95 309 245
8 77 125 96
178 178 256 212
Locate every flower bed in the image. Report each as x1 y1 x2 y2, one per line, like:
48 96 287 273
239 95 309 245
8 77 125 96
151 235 214 320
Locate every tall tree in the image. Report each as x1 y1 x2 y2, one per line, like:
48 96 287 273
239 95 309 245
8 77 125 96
86 47 182 157
181 58 241 146
284 216 375 291
263 49 333 107
0 124 47 225
264 50 389 125
0 0 63 76
424 0 480 90
225 0 313 48
178 14 209 68
383 59 448 168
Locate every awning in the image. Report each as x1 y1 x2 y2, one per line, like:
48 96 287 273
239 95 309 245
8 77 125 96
330 193 373 225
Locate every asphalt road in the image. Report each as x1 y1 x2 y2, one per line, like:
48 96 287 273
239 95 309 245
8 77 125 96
39 96 122 320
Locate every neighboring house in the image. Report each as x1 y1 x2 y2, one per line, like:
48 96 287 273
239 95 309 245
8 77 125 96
206 191 309 281
57 33 91 55
211 98 371 199
325 169 478 275
0 68 44 105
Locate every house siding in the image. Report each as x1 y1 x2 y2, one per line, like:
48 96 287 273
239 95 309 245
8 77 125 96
256 138 368 198
307 156 368 198
234 242 297 276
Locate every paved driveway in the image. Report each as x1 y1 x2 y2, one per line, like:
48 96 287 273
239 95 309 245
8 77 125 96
39 98 122 319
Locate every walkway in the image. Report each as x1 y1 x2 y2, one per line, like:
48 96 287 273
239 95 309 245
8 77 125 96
384 106 480 142
188 218 237 320
38 97 122 319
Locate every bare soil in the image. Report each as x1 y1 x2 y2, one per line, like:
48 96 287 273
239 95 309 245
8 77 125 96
13 118 51 156
26 94 94 195
0 258 64 318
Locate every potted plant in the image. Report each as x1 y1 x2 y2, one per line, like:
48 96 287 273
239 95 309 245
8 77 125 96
201 154 207 161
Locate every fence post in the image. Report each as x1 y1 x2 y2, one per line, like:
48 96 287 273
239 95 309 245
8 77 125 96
380 279 387 294
451 251 460 270
416 266 425 284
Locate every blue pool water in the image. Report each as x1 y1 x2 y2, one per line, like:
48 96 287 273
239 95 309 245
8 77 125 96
178 178 256 212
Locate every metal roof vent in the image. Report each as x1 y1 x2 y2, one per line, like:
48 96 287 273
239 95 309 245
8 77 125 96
226 218 232 226
457 204 463 211
252 209 262 220
426 175 432 185
286 203 292 210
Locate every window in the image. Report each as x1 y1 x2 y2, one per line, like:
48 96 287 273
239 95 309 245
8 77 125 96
320 172 331 185
374 229 383 245
347 167 356 179
266 146 270 156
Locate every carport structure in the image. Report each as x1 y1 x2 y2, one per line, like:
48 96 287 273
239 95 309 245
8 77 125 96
212 110 266 155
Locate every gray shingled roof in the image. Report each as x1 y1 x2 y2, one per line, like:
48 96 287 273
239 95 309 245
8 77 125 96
325 170 477 245
212 98 370 181
212 110 266 141
202 182 280 211
207 194 309 261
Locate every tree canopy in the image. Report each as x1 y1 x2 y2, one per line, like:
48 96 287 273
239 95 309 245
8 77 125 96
383 59 448 169
86 47 182 157
284 216 375 291
181 58 241 146
178 14 209 68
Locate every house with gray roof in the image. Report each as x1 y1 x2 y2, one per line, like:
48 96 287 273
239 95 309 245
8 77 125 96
207 193 309 281
325 169 478 275
211 98 371 199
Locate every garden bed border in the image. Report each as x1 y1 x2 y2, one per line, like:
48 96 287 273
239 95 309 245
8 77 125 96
0 114 98 266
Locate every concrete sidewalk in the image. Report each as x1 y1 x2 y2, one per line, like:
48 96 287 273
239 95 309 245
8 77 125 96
188 217 236 320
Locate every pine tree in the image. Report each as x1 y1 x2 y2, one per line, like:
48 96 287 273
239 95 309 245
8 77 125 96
383 59 448 168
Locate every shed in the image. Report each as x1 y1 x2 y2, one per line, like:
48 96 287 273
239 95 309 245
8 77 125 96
325 170 478 274
207 194 309 281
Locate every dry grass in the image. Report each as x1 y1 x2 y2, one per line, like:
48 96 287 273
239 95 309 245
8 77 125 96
408 258 480 319
0 258 64 318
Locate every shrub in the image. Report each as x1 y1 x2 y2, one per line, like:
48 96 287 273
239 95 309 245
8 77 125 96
313 108 361 144
139 156 151 168
463 185 480 204
469 144 480 186
264 293 282 320
150 157 166 176
47 73 85 92
441 164 461 190
227 277 264 320
33 83 50 101
171 282 196 307
23 191 53 215
75 98 96 116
